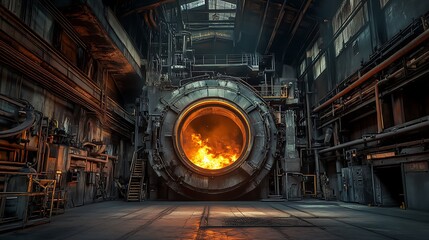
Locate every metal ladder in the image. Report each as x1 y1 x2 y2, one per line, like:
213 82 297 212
126 158 144 201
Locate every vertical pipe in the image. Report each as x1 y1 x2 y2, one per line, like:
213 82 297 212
401 163 408 209
134 102 139 154
182 33 186 55
274 161 280 195
314 149 320 194
119 139 124 179
167 28 172 78
336 154 342 198
375 81 384 133
148 30 152 62
158 23 162 71
305 80 313 150
285 172 289 200
371 163 376 205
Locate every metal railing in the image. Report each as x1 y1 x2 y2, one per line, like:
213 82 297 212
0 172 57 231
253 84 296 99
193 54 260 69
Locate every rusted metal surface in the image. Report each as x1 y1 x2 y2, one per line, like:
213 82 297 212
0 6 134 137
60 3 143 101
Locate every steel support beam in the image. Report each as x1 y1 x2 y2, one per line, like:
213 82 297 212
265 0 288 54
121 0 175 16
281 0 312 62
255 0 270 53
185 9 236 13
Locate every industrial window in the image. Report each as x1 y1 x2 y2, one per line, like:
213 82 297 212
313 54 326 79
191 30 233 41
1 0 21 17
332 0 368 56
181 0 205 10
308 39 326 79
209 0 236 21
299 59 306 76
30 3 54 43
184 0 236 41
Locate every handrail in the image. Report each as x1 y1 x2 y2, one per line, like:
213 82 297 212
0 173 56 230
193 53 259 66
129 147 144 172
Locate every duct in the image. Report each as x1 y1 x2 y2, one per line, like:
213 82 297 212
147 78 278 200
314 28 429 112
0 109 35 138
375 81 384 133
314 149 320 194
319 116 429 154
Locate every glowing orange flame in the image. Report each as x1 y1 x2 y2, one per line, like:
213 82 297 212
188 133 239 170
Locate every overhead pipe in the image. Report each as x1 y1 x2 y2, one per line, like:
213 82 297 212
265 0 288 54
69 154 108 164
319 116 429 154
314 28 429 112
375 81 384 133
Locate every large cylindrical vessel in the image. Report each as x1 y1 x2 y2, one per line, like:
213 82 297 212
148 78 278 199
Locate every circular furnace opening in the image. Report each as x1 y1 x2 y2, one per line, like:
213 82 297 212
174 99 252 174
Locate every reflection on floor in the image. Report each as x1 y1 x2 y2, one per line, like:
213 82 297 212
1 199 429 240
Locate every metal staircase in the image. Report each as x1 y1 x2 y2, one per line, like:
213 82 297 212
126 157 145 201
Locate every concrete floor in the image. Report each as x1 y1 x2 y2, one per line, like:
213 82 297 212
1 199 428 240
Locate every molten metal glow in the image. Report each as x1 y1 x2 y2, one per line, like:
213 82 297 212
177 102 248 171
188 133 239 169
